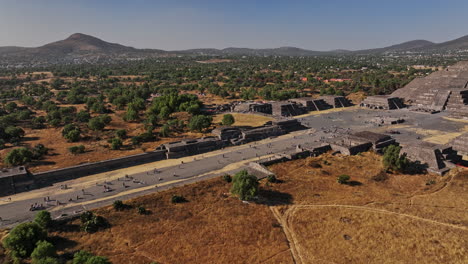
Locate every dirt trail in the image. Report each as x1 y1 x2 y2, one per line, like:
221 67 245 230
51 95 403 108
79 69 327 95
269 207 302 264
291 204 467 231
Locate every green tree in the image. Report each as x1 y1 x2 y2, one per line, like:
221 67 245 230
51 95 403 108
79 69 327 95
32 257 60 264
123 107 139 122
5 126 25 142
230 170 259 201
383 145 409 173
31 240 56 262
76 110 91 123
115 129 127 139
34 211 52 229
110 138 123 150
69 145 86 154
188 115 212 132
2 222 47 259
73 250 111 264
88 117 106 131
159 124 170 137
159 106 171 120
62 124 81 142
337 174 350 184
221 114 235 126
4 147 33 166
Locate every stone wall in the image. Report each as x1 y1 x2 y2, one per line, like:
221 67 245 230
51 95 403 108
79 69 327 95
33 150 167 187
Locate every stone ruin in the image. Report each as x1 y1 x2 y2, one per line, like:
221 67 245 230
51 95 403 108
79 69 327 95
327 131 395 155
319 95 352 108
230 96 353 117
450 132 468 156
401 142 461 175
270 101 307 117
289 97 332 111
360 95 405 110
392 61 468 118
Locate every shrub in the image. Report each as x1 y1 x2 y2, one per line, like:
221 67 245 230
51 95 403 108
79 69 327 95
222 174 232 183
69 145 85 155
371 171 388 182
115 129 127 139
137 206 148 215
110 138 123 150
76 110 91 123
31 144 49 160
34 211 52 229
79 211 108 233
62 124 81 142
171 195 187 204
31 240 56 261
230 170 259 201
113 200 126 211
73 250 111 264
32 256 60 264
159 124 170 137
2 222 47 259
267 175 278 183
337 174 351 184
222 114 235 126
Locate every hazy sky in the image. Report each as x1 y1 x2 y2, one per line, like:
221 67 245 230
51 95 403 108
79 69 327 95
1 0 468 50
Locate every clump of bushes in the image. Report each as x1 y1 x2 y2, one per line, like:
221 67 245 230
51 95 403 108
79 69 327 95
80 211 109 233
337 174 351 184
113 200 130 211
267 175 278 183
222 174 232 183
137 206 149 215
171 195 187 204
69 145 85 154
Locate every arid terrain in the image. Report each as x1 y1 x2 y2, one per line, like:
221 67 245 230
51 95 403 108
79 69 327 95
5 152 463 264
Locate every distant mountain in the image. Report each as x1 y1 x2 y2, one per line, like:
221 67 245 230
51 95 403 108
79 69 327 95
36 33 138 55
3 33 468 67
355 40 435 54
424 35 468 51
0 33 168 66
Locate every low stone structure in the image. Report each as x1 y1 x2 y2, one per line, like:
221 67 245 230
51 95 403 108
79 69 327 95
212 127 242 141
361 95 405 110
241 125 284 141
401 142 461 175
328 136 373 156
351 131 396 152
233 102 272 114
0 166 32 196
370 117 405 126
271 101 307 117
289 97 331 111
162 137 224 159
319 95 352 108
272 119 305 133
450 132 468 155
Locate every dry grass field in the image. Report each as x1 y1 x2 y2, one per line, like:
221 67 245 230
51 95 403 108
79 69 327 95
50 178 293 264
6 152 456 263
0 144 466 263
213 113 274 127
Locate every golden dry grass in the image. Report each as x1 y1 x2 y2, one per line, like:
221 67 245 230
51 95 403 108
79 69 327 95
213 113 274 127
266 152 468 264
51 178 292 264
3 152 465 264
290 207 467 264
